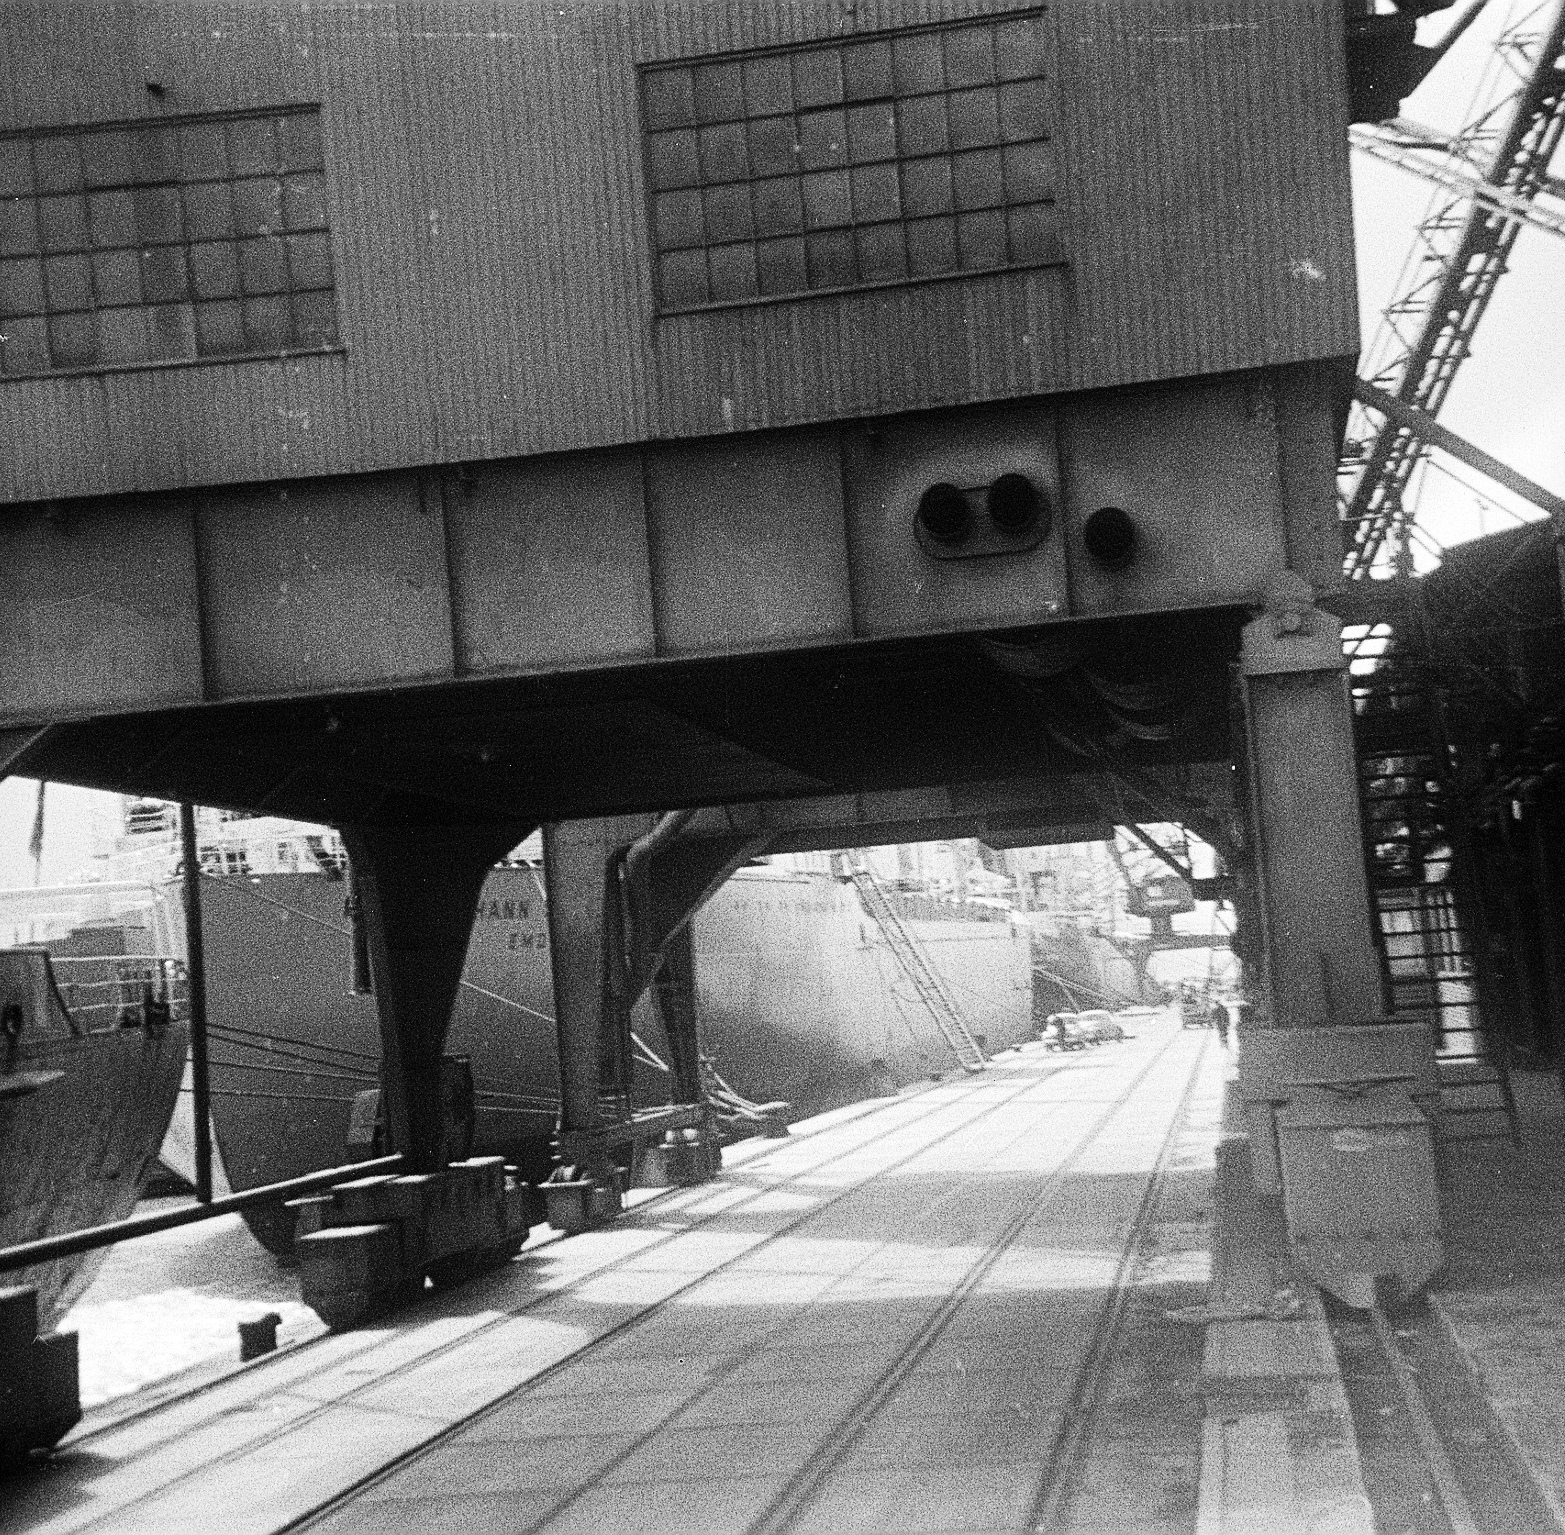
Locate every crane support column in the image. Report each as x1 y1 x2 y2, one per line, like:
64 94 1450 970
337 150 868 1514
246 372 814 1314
299 821 537 1328
643 924 720 1186
339 822 534 1174
542 816 770 1228
540 815 648 1231
1237 574 1443 1308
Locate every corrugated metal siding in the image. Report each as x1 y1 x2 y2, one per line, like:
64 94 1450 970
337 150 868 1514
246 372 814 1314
1053 0 1356 387
0 0 1355 503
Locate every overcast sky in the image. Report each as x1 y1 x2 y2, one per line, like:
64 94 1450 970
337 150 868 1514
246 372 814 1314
1351 0 1564 562
3 3 1559 885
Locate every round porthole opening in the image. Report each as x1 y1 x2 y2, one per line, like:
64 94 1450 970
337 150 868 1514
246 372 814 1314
917 482 972 545
1083 505 1137 570
986 472 1043 535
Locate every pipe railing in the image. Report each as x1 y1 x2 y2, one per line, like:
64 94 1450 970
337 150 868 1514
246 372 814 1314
0 1154 404 1275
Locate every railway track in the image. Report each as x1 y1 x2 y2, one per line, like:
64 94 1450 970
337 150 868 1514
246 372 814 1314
1337 1297 1562 1535
18 1024 1213 1535
746 1031 1208 1535
298 1025 1212 1535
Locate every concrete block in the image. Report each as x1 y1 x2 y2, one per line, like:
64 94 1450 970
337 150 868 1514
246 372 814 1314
544 1177 622 1235
1203 1318 1339 1389
30 1331 81 1445
335 1175 425 1224
295 1162 533 1329
298 1222 401 1290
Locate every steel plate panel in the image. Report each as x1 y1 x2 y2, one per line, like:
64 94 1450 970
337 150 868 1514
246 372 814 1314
645 430 854 655
196 475 454 697
1059 377 1288 616
0 497 204 716
447 450 657 675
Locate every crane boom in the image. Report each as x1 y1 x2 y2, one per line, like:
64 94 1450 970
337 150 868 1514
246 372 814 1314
1351 118 1565 240
1341 1 1565 579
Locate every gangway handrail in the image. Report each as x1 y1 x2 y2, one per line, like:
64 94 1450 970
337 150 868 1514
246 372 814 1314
846 864 986 1071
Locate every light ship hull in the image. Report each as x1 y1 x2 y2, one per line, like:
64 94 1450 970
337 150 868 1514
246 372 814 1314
0 951 188 1327
183 864 1037 1251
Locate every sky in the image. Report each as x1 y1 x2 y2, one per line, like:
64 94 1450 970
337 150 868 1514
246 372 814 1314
1349 0 1565 563
2 3 1560 887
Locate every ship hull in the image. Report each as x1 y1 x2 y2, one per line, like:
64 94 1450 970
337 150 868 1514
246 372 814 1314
0 953 188 1328
181 865 1035 1250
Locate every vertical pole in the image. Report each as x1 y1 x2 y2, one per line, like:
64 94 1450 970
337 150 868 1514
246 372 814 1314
1526 809 1565 1061
345 861 372 996
178 803 213 1205
1496 810 1545 1057
654 923 704 1106
541 819 627 1167
340 823 526 1173
1240 582 1385 1027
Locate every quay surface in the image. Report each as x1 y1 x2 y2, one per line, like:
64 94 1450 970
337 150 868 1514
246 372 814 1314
6 1018 1377 1534
56 1204 323 1412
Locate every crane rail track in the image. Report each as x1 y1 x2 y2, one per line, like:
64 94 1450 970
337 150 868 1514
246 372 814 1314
21 1027 1213 1535
62 1077 981 1454
287 1027 1211 1535
1336 1297 1562 1535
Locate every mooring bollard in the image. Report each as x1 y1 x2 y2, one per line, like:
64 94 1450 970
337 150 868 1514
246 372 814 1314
237 1312 282 1361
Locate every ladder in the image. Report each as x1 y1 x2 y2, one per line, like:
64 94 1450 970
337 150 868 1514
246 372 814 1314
846 865 987 1073
1353 672 1521 1146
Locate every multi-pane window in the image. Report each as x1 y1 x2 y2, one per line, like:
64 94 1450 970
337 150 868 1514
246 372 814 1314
0 107 338 377
641 12 1061 312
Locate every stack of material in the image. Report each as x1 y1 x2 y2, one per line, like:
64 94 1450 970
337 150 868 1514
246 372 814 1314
289 1157 531 1330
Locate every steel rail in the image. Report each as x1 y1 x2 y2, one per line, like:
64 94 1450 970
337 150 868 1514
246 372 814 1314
1368 1305 1483 1535
0 1154 404 1274
289 1047 1138 1534
1027 1029 1211 1530
67 1062 1033 1530
746 1030 1207 1535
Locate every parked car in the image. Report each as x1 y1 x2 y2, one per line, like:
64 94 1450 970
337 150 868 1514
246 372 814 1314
1075 1009 1125 1043
1041 1012 1091 1051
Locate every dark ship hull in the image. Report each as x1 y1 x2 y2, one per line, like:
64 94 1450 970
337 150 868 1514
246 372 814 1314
0 950 188 1327
180 863 1036 1250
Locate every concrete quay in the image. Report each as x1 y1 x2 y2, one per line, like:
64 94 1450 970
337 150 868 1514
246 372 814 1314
6 1019 1383 1535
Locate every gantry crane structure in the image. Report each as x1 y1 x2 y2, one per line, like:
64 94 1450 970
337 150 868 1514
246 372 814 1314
1341 0 1565 579
1334 0 1565 1112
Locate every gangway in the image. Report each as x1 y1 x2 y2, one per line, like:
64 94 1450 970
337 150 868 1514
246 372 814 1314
844 863 987 1074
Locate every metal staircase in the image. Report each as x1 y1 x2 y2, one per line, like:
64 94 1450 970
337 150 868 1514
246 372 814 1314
1352 661 1521 1145
846 865 987 1073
